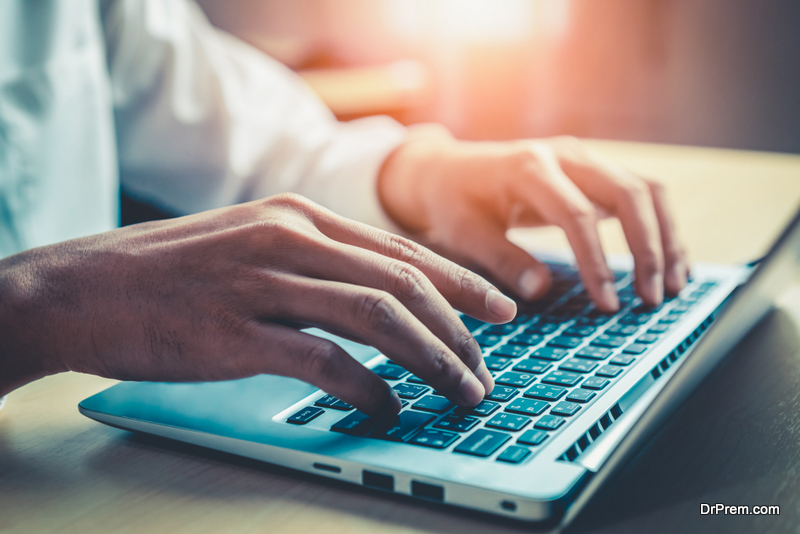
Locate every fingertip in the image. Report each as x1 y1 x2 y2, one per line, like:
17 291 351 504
458 368 485 406
597 281 620 312
486 289 517 322
665 261 688 297
360 387 402 417
473 360 495 395
517 265 552 301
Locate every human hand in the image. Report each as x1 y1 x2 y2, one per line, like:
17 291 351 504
0 194 516 414
378 126 689 311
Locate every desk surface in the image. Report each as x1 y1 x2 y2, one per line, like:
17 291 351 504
2 141 800 534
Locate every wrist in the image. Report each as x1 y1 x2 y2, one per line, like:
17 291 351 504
377 123 455 237
0 248 68 396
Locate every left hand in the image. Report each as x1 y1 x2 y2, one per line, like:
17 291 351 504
378 125 689 312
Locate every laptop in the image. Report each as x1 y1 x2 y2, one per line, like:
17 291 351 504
78 207 800 524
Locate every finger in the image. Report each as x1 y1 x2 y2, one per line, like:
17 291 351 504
255 274 488 407
510 147 619 311
310 210 517 324
280 239 495 394
644 178 690 296
437 208 553 301
564 164 665 306
246 322 402 416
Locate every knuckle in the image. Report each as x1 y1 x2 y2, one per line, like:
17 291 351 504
566 200 598 226
388 262 428 304
301 341 340 379
358 291 401 333
613 177 652 205
637 251 665 277
381 232 422 263
455 331 481 366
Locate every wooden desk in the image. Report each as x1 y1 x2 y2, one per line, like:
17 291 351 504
2 141 800 533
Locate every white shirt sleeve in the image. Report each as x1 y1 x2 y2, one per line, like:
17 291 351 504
101 0 407 231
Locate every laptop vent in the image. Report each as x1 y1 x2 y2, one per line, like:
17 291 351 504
559 312 717 463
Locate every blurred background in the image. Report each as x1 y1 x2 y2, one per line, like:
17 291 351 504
196 0 800 153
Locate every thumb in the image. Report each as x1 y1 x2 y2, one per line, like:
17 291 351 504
449 213 552 301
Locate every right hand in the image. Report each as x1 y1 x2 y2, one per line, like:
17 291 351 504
0 194 517 415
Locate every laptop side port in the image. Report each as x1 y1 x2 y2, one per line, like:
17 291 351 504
362 470 394 491
411 481 444 502
312 462 341 473
501 500 517 512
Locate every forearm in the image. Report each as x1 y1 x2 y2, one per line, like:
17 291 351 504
0 249 67 396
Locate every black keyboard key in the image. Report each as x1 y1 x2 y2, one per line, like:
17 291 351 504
517 429 548 446
576 310 615 325
485 323 519 335
548 336 583 349
562 325 596 337
475 334 503 347
287 406 324 425
513 358 552 374
315 395 354 411
524 384 567 401
495 371 537 388
486 413 531 431
551 401 581 417
623 343 648 355
591 335 627 348
454 429 511 457
372 364 408 380
460 315 485 333
558 358 598 373
433 414 480 432
406 375 427 385
484 355 514 371
505 398 549 416
509 333 545 346
618 313 651 325
606 324 640 336
581 376 610 390
648 323 671 334
567 389 596 403
636 334 659 344
496 445 531 464
610 354 636 366
393 383 429 399
525 323 558 335
454 399 501 417
413 395 454 413
575 346 612 360
410 429 460 449
541 370 583 387
596 365 624 378
485 385 519 402
658 314 681 324
510 313 533 324
535 415 566 431
531 347 569 361
331 411 376 436
493 344 529 358
372 411 436 442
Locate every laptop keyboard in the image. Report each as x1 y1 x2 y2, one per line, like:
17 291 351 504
285 263 717 464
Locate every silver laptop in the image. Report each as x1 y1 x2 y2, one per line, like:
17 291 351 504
79 208 800 524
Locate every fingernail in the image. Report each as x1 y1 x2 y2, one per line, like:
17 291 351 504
518 268 547 300
473 360 495 395
600 281 619 311
458 368 486 406
486 289 516 320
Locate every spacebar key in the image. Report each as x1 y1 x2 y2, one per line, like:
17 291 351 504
453 429 511 457
372 411 436 442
